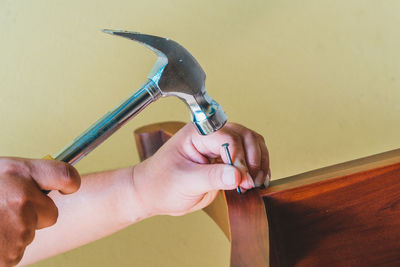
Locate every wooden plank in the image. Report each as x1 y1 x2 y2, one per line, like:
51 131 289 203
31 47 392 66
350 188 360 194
260 148 400 195
264 163 400 267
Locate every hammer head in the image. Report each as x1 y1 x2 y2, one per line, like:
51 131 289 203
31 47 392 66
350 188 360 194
103 29 227 135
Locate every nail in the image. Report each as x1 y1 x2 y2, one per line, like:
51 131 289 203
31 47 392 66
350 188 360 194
222 166 236 186
222 143 241 194
254 170 264 187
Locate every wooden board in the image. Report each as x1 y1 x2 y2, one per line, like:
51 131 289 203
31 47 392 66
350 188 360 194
265 163 400 267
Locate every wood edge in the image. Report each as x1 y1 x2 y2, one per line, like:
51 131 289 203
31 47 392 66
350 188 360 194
134 121 186 135
203 191 231 240
260 148 400 196
226 189 270 267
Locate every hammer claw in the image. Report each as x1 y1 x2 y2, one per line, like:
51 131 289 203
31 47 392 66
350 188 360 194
102 29 175 57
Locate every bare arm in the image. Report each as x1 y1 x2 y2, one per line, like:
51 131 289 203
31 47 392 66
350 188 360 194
19 167 143 266
18 123 270 266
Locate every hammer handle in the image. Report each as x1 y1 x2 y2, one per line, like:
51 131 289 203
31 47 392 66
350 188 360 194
53 80 160 165
41 80 160 195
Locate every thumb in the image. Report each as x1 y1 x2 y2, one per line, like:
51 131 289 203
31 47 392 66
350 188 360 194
27 159 81 194
186 164 241 194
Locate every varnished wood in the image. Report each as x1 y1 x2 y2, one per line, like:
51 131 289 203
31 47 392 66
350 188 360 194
259 147 400 196
264 162 400 266
134 121 400 267
226 190 269 267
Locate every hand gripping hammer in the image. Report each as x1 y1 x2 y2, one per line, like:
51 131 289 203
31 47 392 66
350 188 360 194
46 30 227 169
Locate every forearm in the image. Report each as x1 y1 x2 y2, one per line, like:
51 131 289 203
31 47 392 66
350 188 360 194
19 166 147 266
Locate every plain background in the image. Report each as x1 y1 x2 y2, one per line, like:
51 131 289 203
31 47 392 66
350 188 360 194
1 0 400 266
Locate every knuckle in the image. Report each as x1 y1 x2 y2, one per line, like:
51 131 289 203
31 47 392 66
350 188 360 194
58 163 80 191
6 234 29 263
248 161 261 170
7 247 24 265
0 160 28 177
58 162 72 180
20 227 35 244
10 192 31 210
226 133 241 146
244 131 257 140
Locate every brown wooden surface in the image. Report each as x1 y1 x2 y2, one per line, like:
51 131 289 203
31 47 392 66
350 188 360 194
259 148 400 196
265 162 400 267
226 189 269 267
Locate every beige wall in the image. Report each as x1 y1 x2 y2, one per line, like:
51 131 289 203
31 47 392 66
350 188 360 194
1 0 400 266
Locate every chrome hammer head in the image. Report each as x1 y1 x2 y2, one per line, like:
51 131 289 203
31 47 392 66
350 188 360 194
103 29 227 135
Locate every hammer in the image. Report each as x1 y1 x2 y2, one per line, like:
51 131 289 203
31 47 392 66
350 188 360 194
49 30 227 166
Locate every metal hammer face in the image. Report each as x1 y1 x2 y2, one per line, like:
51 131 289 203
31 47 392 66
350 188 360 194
103 30 227 135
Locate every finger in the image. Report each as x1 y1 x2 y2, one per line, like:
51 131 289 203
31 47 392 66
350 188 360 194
26 159 81 194
22 179 59 229
35 199 58 229
224 123 267 191
257 135 270 186
225 124 262 180
188 124 245 162
31 192 59 229
190 126 254 189
184 163 242 195
217 132 255 191
259 136 271 181
264 168 271 188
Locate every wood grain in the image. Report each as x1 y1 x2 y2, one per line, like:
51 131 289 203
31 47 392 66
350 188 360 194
259 148 400 196
226 189 269 267
265 163 400 267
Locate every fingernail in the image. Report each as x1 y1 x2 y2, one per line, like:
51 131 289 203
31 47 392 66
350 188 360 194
246 172 255 188
254 170 264 187
264 172 271 188
222 166 236 186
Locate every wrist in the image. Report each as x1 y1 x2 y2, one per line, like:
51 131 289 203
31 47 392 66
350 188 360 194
109 165 151 224
128 163 157 221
